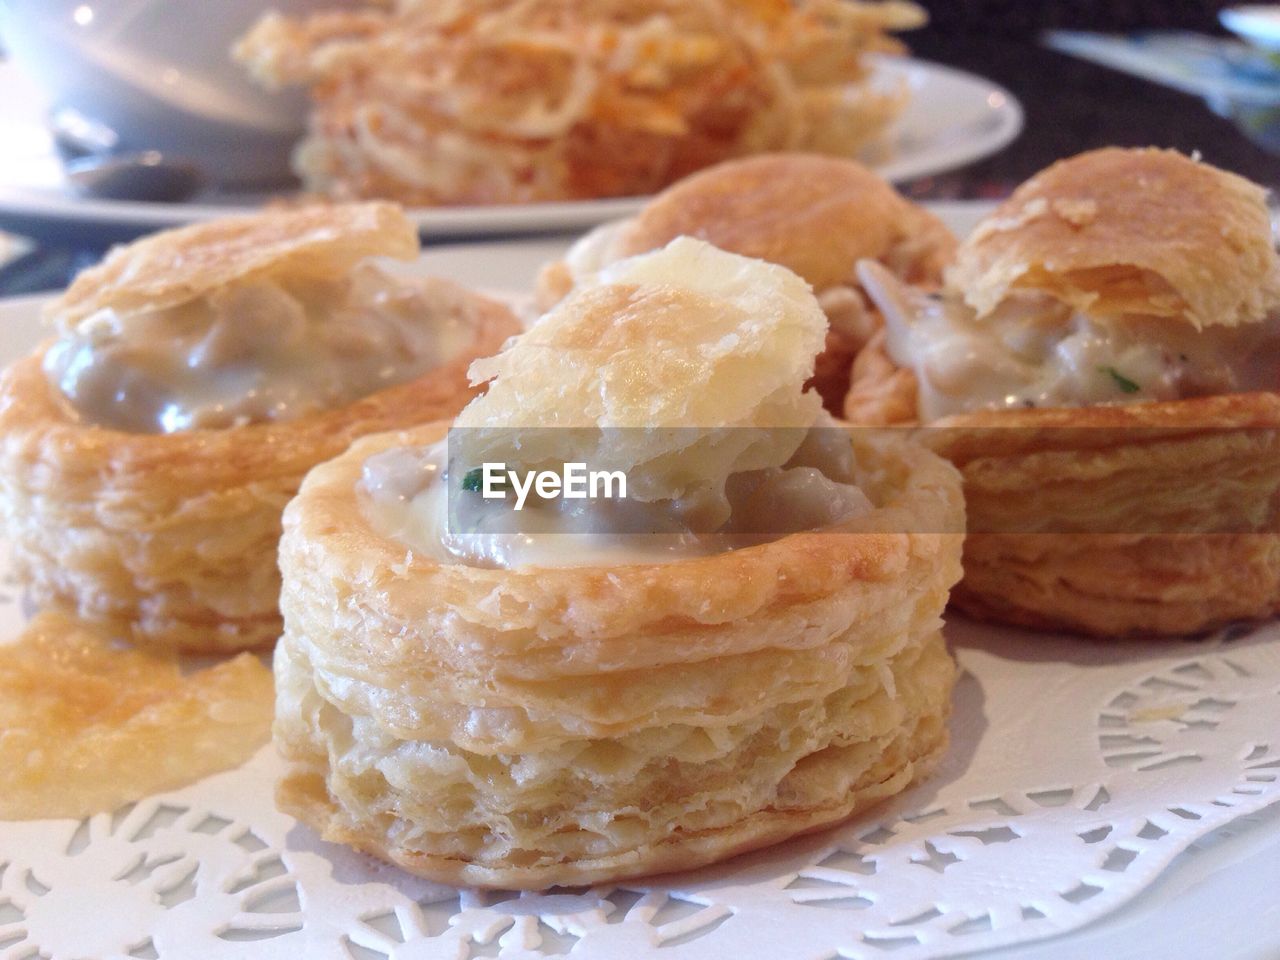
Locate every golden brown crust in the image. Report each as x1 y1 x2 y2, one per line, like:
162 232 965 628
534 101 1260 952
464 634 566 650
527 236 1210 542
948 148 1280 328
934 390 1280 446
541 154 955 414
811 329 859 415
0 286 518 653
277 649 952 888
953 534 1280 637
50 202 419 326
613 154 956 291
934 392 1280 636
273 420 965 888
843 330 921 426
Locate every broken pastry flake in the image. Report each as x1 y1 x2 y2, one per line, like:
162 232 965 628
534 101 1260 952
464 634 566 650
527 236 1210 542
0 611 274 821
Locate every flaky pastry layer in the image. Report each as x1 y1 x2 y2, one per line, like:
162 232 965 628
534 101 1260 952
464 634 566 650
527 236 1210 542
0 611 273 820
934 395 1280 636
461 238 828 506
274 420 964 888
235 3 922 206
0 286 517 653
609 154 956 293
947 148 1280 329
51 202 418 327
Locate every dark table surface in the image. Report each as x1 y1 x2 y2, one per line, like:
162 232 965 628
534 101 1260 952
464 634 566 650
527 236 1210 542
902 33 1280 200
2 31 1279 296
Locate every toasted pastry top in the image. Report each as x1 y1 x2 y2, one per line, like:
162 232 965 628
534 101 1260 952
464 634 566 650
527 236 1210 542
49 202 418 327
611 153 955 290
456 236 827 503
948 148 1280 329
462 237 825 432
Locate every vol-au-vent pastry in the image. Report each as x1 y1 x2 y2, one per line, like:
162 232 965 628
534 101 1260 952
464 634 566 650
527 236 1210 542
0 203 520 652
535 153 956 413
275 237 965 888
844 147 1280 637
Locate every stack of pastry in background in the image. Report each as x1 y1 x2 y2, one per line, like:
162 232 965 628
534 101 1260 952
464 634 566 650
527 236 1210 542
235 0 924 205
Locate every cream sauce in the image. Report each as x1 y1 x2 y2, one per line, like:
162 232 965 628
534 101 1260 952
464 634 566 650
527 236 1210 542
359 419 873 569
44 263 474 433
860 261 1280 421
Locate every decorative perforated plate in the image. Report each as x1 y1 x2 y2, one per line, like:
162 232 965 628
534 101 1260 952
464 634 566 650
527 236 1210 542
2 612 1277 960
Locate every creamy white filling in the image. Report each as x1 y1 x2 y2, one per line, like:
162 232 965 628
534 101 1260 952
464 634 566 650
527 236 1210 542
44 263 474 433
359 419 873 569
860 261 1280 421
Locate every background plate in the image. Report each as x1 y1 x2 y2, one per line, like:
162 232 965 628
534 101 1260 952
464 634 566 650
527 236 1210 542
0 57 1022 246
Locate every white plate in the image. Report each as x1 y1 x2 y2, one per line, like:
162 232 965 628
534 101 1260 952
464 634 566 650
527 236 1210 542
1221 5 1280 50
0 204 1278 960
0 57 1022 245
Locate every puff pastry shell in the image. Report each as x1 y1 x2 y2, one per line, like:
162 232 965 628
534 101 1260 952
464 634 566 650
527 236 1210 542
274 421 965 888
932 397 1280 637
0 206 520 652
947 147 1280 329
844 149 1280 637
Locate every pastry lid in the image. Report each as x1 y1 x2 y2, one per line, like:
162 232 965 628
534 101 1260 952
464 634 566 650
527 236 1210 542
947 147 1280 329
46 201 419 326
612 153 956 290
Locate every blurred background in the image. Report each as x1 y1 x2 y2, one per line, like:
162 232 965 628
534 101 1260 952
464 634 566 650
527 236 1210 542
906 0 1279 197
0 0 1277 292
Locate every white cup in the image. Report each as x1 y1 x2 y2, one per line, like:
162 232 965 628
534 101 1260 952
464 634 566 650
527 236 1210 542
0 0 339 188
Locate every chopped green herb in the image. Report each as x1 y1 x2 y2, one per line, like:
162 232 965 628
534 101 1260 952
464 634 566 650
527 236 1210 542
461 467 509 493
1100 366 1140 394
